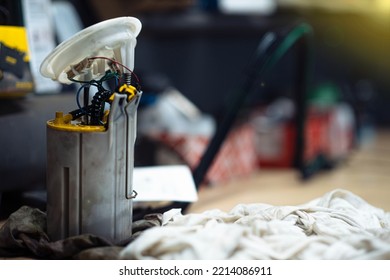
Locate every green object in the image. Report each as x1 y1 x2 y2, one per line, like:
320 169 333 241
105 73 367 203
308 83 341 107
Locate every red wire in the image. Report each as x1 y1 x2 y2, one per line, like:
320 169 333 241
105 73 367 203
88 56 140 83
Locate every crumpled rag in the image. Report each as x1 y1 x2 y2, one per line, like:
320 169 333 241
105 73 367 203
120 189 390 260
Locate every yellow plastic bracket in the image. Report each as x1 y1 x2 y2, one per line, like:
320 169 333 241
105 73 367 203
118 84 137 101
47 111 106 132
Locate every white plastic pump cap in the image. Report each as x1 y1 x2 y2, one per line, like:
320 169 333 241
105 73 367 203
40 16 142 84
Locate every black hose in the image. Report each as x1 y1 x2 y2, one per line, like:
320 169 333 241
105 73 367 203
89 89 112 125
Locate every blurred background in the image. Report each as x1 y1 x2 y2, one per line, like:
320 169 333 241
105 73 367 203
80 0 390 123
1 0 389 216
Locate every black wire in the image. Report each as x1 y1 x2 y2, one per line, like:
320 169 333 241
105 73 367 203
69 106 90 120
70 71 121 124
83 85 90 124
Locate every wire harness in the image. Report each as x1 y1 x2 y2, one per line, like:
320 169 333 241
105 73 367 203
66 56 141 127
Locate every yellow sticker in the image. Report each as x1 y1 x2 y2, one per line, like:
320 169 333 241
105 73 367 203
0 25 30 62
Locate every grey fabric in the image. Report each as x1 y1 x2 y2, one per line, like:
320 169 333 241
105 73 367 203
0 206 162 259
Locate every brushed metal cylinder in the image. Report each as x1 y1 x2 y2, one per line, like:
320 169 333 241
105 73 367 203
46 93 140 243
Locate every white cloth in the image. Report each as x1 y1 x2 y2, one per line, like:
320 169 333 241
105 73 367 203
120 189 390 259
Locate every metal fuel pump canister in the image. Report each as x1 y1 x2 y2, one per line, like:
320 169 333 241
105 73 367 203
40 17 142 243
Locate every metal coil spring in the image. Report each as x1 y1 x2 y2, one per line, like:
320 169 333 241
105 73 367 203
123 72 132 86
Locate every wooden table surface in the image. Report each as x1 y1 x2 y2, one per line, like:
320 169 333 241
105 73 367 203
188 129 390 213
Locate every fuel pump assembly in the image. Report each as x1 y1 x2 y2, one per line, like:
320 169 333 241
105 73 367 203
40 17 142 243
